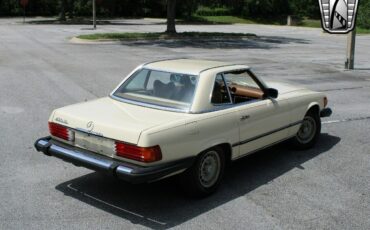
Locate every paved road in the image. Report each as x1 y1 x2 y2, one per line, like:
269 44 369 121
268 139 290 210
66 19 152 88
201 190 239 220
0 18 370 230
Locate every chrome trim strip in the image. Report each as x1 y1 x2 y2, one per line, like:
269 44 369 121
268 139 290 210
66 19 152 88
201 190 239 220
193 99 260 114
232 120 303 147
233 134 298 161
75 128 105 138
37 139 50 147
109 94 190 113
116 165 134 174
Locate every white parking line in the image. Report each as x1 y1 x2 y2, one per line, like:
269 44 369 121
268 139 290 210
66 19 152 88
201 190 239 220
322 116 370 124
67 183 167 226
322 120 341 124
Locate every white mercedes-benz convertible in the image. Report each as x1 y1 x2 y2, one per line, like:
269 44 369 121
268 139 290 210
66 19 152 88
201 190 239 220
35 59 332 196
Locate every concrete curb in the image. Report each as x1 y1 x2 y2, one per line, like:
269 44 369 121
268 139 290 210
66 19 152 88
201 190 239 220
70 34 258 45
70 37 119 44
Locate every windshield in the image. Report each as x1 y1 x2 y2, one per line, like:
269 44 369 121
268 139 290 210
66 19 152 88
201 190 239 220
112 68 199 112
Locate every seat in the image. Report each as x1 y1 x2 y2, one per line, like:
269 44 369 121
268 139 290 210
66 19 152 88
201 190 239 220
174 76 195 102
153 80 176 99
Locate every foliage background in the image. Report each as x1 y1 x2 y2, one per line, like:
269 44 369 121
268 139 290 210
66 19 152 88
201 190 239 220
0 0 368 28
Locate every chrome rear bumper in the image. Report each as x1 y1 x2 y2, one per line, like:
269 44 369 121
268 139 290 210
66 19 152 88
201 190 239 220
34 137 195 183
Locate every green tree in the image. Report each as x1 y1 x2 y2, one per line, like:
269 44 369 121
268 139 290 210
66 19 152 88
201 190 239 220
59 0 67 20
288 0 320 18
166 0 176 33
357 0 370 29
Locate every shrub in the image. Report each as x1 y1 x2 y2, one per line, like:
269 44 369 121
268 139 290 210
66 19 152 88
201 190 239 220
357 0 370 29
195 5 232 16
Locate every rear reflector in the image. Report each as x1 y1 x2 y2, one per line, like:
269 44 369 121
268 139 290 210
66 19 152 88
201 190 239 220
115 141 162 163
49 122 74 141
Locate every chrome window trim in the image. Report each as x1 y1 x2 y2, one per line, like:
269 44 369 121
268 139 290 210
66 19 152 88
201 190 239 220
209 73 233 106
110 67 200 114
110 64 144 96
110 65 267 115
141 67 199 77
222 73 233 103
199 64 243 74
207 68 266 111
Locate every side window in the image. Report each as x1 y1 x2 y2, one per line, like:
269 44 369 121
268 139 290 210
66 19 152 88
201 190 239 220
211 74 231 104
223 70 264 104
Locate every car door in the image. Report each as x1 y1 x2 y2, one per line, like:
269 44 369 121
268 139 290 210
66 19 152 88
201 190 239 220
236 98 291 158
221 70 292 159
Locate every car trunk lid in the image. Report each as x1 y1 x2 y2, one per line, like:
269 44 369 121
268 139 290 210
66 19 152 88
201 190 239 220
50 97 188 145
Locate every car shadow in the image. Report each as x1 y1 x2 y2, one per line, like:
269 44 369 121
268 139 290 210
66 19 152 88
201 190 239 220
119 36 309 50
56 133 340 229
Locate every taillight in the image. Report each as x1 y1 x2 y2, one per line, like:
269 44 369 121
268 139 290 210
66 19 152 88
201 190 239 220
48 122 74 141
115 141 162 163
324 97 328 108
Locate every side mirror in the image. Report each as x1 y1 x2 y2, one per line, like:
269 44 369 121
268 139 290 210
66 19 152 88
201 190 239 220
265 88 278 99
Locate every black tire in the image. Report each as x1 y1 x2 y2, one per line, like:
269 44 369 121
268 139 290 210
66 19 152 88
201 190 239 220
180 146 225 197
291 109 321 150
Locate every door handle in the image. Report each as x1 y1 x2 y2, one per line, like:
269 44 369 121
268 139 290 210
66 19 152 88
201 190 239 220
240 115 250 121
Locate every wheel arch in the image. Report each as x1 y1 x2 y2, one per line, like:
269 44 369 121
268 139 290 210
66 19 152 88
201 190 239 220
306 102 321 117
197 142 233 165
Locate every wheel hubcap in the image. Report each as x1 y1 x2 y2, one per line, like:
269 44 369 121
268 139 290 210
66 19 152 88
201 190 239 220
199 151 221 188
297 116 316 144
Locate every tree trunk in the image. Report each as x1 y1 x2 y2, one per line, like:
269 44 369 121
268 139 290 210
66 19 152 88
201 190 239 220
59 0 67 21
166 0 176 34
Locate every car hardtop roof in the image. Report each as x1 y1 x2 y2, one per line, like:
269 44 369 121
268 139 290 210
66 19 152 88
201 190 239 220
143 59 249 75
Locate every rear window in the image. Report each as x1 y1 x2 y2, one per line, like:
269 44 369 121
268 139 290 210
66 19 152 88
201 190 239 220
113 69 199 112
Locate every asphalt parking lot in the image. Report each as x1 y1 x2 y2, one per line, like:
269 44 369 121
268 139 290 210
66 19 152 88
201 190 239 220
0 18 370 229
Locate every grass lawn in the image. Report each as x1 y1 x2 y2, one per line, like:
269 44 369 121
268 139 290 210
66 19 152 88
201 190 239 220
191 16 370 34
77 31 256 41
298 19 322 28
299 18 370 34
356 27 370 34
187 15 285 25
197 16 255 24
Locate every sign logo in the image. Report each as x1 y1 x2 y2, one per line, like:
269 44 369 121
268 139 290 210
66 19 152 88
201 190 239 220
86 121 94 132
318 0 359 34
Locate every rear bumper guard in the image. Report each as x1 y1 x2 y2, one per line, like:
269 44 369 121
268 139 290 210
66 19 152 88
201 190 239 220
320 107 332 118
34 137 195 183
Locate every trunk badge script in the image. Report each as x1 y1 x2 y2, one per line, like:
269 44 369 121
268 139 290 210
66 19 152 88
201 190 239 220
86 121 94 132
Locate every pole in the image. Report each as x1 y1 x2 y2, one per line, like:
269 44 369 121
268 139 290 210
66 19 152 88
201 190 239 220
92 0 96 30
345 29 356 70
